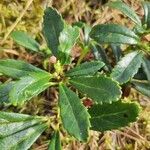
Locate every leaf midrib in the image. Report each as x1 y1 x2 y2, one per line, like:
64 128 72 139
60 86 82 137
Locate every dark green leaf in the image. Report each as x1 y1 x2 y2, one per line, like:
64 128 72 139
132 80 150 98
90 24 139 45
48 131 61 150
89 101 140 131
0 59 49 79
58 25 79 64
142 56 150 81
43 7 64 56
0 111 47 150
91 44 112 72
134 67 147 80
69 76 121 103
110 44 122 63
111 51 143 84
142 1 150 28
66 61 104 77
9 74 51 106
108 1 141 25
12 124 47 150
59 84 90 141
0 82 14 103
11 31 40 52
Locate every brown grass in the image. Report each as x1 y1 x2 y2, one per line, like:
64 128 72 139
0 0 150 149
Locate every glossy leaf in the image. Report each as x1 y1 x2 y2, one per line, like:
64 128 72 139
59 84 90 141
69 76 121 103
58 25 79 64
66 61 105 77
0 59 49 79
142 56 150 81
91 44 112 72
48 131 61 150
84 24 92 44
89 101 140 131
111 51 143 84
132 80 150 98
11 31 40 52
90 24 139 45
110 44 122 63
142 1 150 28
0 82 14 103
134 67 147 80
108 1 141 25
43 7 64 56
9 74 51 106
0 111 47 150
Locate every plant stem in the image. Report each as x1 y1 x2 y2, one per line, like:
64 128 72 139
77 46 89 65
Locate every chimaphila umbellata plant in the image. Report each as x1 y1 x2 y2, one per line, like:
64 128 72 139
0 1 149 149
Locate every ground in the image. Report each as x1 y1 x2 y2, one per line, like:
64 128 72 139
0 0 150 149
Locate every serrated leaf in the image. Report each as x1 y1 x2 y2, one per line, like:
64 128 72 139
66 61 104 77
0 111 47 150
142 1 150 28
43 7 64 56
58 25 79 64
0 59 49 79
69 76 121 103
90 24 139 45
142 56 150 81
59 84 90 141
0 82 14 103
108 1 141 25
89 101 140 132
111 51 143 84
11 31 40 52
12 124 47 150
48 131 61 150
9 74 51 106
132 80 150 98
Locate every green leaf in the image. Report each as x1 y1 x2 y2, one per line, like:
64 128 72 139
11 31 40 52
59 84 90 141
69 76 121 103
111 51 143 84
142 56 150 81
90 24 139 45
89 101 140 132
9 74 51 106
108 1 141 25
91 44 112 72
142 1 150 28
43 7 64 56
132 80 150 98
134 67 147 80
58 25 80 64
110 44 122 63
48 131 61 150
0 59 49 79
84 24 92 44
0 82 14 103
0 111 47 150
66 61 105 77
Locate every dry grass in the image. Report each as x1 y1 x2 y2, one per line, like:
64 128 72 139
0 0 150 149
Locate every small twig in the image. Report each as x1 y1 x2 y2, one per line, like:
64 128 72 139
1 0 34 45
